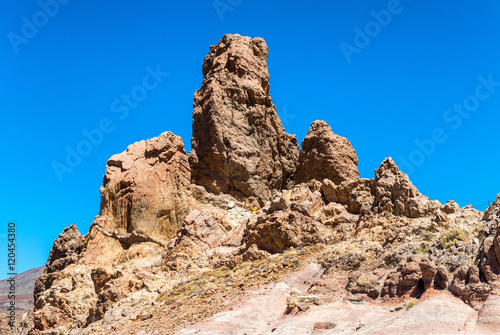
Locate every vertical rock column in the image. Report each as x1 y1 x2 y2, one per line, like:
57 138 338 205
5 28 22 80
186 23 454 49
189 34 299 202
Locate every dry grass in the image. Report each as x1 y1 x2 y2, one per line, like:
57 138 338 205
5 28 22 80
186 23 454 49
439 228 465 249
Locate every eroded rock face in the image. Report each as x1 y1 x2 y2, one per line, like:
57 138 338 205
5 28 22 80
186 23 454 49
42 224 84 275
244 209 332 254
479 194 500 284
373 158 430 218
31 132 194 333
33 225 84 304
162 209 228 271
29 34 500 335
100 131 192 244
189 34 299 202
321 157 432 218
32 225 94 331
295 120 359 185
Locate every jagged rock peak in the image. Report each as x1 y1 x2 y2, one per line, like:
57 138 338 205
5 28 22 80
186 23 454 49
201 34 270 90
42 224 84 275
189 34 299 202
295 120 359 185
33 224 84 309
483 193 500 221
373 157 429 217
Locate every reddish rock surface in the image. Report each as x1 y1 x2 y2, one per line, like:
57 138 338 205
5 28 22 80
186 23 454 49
26 35 500 335
295 120 359 185
188 34 299 203
321 157 432 218
100 131 192 244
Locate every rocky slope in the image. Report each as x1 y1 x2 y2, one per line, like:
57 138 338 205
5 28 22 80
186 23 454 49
25 34 500 335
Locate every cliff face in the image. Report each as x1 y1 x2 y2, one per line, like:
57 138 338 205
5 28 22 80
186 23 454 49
28 35 500 335
99 131 191 243
188 34 299 203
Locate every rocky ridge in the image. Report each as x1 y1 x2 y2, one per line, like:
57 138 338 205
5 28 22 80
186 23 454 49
24 34 500 335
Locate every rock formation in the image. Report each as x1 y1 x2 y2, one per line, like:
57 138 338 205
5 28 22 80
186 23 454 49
295 120 359 185
26 35 500 335
99 131 192 244
31 132 195 333
188 34 299 203
321 157 431 217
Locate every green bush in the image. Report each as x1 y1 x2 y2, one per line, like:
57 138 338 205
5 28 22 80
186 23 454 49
406 301 418 310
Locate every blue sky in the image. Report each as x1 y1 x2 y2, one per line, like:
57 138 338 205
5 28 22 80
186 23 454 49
1 0 499 276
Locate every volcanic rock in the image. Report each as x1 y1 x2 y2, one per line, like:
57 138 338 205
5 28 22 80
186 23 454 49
27 34 500 335
295 120 359 185
33 225 84 303
99 131 192 244
244 210 331 254
188 34 299 202
478 194 500 284
321 158 433 218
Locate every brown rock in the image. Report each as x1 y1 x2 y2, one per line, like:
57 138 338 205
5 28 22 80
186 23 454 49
245 210 331 254
32 306 65 331
373 158 429 218
479 194 500 284
189 34 299 202
442 200 460 214
418 257 437 288
434 265 449 290
321 178 374 215
346 271 382 299
381 256 446 297
321 158 431 218
42 224 84 275
295 120 359 185
33 224 84 303
163 209 228 270
313 322 336 330
99 131 191 244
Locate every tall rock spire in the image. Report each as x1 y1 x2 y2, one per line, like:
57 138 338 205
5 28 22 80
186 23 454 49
189 34 299 202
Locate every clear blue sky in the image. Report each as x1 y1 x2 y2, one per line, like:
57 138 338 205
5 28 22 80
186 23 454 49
1 0 500 276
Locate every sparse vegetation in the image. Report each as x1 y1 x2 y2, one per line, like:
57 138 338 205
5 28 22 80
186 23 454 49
421 231 434 242
406 301 418 310
157 245 324 305
59 325 71 335
439 228 465 249
471 224 485 235
415 241 430 254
